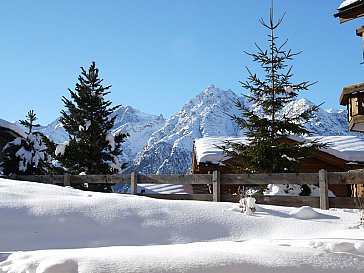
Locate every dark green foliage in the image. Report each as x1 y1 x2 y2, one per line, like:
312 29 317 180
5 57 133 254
55 62 128 189
0 111 54 175
19 110 40 134
224 7 325 175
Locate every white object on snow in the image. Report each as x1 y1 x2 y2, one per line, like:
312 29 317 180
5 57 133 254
290 206 322 220
239 196 256 215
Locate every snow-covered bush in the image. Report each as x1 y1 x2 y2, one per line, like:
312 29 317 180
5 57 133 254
0 133 53 175
0 110 54 175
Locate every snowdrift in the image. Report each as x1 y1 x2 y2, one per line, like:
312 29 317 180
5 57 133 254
0 178 363 273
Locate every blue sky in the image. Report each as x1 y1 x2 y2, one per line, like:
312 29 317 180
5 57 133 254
0 0 362 124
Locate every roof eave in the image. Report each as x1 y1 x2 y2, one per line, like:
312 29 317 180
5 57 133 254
334 2 364 23
339 82 364 105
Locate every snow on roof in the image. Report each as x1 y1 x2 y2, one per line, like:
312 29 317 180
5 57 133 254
194 136 364 164
306 135 364 162
339 0 363 9
0 118 26 138
194 137 247 165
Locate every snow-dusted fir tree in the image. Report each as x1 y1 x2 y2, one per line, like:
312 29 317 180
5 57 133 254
54 62 128 190
0 110 53 175
224 6 324 174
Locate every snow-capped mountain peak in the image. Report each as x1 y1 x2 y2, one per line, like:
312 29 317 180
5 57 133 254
37 85 357 175
38 106 166 167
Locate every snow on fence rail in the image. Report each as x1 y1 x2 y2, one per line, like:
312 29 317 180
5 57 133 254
4 169 364 210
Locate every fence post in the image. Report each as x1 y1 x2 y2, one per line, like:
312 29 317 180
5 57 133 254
64 173 71 187
213 170 221 202
131 172 138 195
319 169 329 210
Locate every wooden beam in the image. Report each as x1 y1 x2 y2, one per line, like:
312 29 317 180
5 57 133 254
71 174 131 184
221 173 319 185
328 172 364 184
141 193 212 201
213 171 221 202
131 172 138 195
329 197 364 209
356 26 364 37
222 195 321 208
137 174 212 185
9 175 64 184
64 173 71 187
319 169 329 210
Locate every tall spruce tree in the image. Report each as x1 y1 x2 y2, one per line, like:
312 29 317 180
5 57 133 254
224 6 324 175
55 62 128 190
0 110 54 175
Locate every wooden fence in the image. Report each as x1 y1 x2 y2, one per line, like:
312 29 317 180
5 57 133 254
5 169 364 210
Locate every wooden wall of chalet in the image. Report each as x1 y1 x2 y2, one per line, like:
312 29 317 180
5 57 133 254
192 144 364 197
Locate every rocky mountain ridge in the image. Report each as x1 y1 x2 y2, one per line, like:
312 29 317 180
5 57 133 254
38 85 360 174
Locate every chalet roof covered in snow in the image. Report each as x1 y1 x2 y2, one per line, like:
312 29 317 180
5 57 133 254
335 0 364 22
0 119 26 138
339 0 363 9
194 136 364 165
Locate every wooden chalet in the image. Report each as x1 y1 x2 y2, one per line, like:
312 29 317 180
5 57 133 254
0 119 26 160
335 1 364 132
192 136 364 197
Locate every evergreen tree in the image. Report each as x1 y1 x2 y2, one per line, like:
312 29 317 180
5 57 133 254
224 6 324 175
55 62 128 191
0 110 54 175
19 110 40 134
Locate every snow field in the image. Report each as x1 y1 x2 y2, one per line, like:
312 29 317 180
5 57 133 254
0 178 363 272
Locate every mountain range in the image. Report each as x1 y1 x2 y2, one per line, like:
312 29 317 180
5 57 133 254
37 85 361 174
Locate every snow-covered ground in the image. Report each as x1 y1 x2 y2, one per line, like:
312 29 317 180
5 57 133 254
0 178 363 273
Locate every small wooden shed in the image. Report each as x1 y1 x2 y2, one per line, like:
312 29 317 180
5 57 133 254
192 136 364 197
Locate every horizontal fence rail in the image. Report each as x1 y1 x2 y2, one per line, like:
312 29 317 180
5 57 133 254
3 169 364 210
